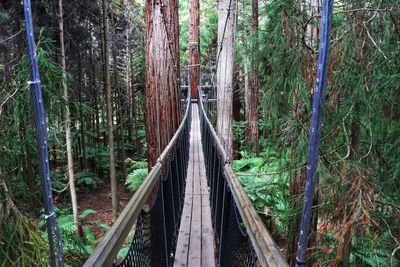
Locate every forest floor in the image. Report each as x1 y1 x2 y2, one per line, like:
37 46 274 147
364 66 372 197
78 183 133 239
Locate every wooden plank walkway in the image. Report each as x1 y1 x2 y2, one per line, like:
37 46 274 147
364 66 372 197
174 103 215 267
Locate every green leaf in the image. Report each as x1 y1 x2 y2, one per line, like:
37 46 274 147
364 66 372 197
79 209 96 219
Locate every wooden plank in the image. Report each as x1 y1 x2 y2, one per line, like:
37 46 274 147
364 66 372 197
197 103 215 267
201 194 215 267
188 194 202 267
185 158 194 195
199 137 215 267
198 137 209 196
188 104 202 267
174 109 196 266
174 103 216 267
174 194 193 266
192 114 201 195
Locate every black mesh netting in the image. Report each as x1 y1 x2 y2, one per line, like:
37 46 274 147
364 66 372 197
114 105 191 267
199 98 258 267
115 162 186 267
114 210 151 267
114 183 166 267
218 192 257 267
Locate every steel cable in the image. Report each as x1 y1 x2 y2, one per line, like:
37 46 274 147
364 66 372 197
294 0 334 266
23 0 63 266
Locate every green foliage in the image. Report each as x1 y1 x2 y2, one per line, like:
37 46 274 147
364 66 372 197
51 170 102 193
0 10 9 22
233 155 264 173
249 0 400 264
234 148 291 237
39 208 98 265
0 32 65 205
79 209 96 219
75 171 103 190
128 160 148 171
179 0 189 64
232 120 246 150
86 146 111 174
125 161 148 191
0 191 48 266
0 2 148 265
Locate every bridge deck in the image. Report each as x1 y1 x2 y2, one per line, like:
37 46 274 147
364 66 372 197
174 104 216 267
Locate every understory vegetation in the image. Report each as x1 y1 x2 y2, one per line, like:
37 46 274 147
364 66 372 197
0 1 147 265
0 0 399 266
227 0 400 265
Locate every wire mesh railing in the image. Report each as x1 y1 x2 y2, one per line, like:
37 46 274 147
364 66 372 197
84 97 191 267
198 90 288 267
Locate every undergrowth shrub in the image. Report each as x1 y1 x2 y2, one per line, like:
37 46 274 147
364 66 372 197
125 161 148 192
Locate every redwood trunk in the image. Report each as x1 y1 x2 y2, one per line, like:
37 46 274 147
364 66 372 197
189 0 200 99
145 0 181 170
248 0 259 153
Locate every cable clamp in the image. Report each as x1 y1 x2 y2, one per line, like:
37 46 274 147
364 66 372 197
44 211 55 219
27 79 41 85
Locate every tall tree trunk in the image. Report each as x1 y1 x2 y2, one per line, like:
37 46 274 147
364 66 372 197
245 0 259 153
232 62 241 159
126 31 134 151
91 48 100 173
113 53 121 163
244 59 249 128
58 0 79 235
102 0 118 222
189 0 200 99
77 53 87 170
216 0 236 158
145 0 181 170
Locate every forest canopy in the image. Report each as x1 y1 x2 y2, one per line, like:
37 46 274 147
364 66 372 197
1 0 400 266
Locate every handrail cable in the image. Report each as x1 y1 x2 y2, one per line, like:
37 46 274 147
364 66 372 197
84 91 191 267
198 89 288 267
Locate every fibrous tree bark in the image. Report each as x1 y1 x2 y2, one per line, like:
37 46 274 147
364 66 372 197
145 0 181 169
245 0 259 153
232 62 241 159
216 0 236 159
58 0 79 235
101 0 118 222
189 0 200 99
